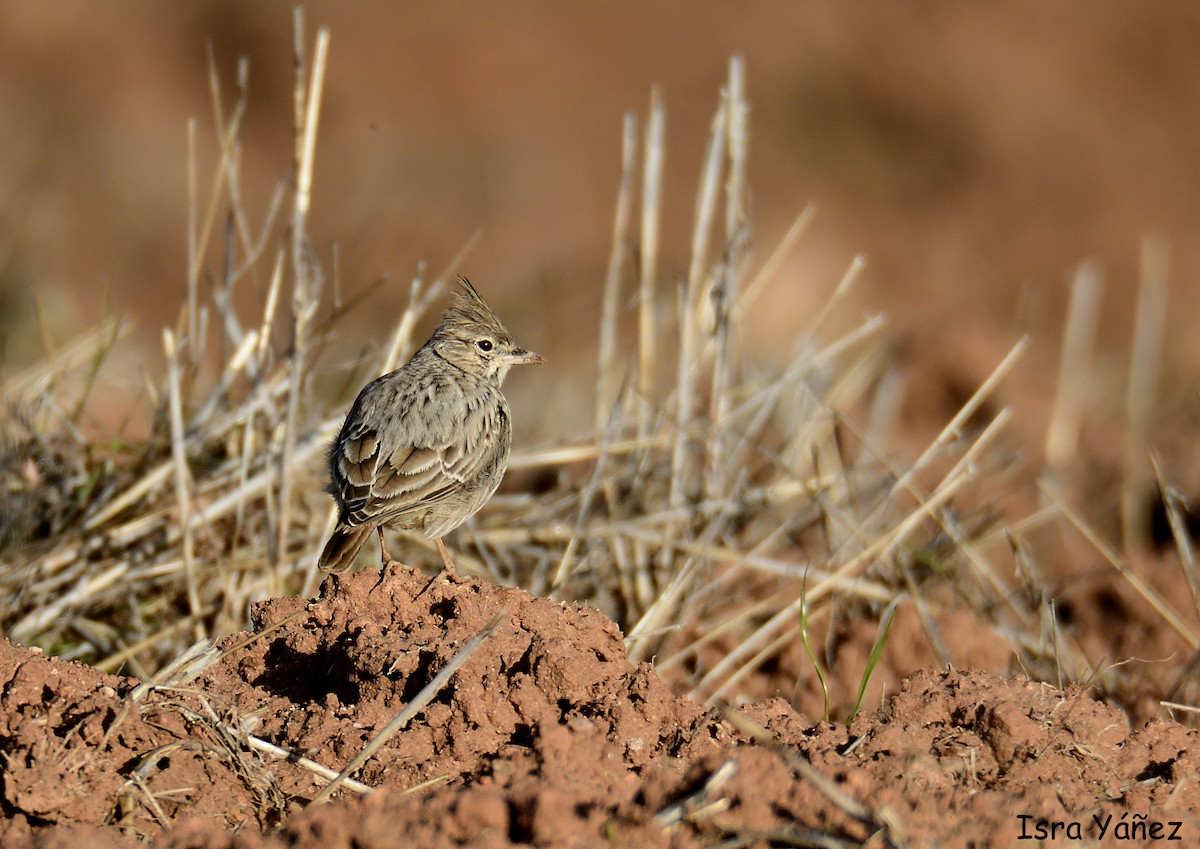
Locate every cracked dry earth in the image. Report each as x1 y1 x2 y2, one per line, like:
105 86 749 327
2 568 1199 848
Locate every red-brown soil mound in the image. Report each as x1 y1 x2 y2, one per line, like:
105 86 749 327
2 567 1199 847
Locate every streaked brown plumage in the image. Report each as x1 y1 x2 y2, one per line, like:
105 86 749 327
318 277 543 574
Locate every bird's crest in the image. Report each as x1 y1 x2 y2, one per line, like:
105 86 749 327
441 276 507 333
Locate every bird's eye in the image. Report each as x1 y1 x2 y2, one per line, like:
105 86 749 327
475 339 494 352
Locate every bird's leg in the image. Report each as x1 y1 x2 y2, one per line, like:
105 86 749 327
413 538 461 599
434 538 460 580
377 527 405 572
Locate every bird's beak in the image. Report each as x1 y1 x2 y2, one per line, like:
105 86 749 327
502 348 545 366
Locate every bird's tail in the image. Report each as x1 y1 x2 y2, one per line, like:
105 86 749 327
318 524 372 573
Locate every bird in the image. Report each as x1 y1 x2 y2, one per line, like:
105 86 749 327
318 276 543 576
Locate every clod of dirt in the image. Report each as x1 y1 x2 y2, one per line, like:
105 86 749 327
1 567 1199 848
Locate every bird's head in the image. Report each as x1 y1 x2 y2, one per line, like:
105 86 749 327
432 277 544 383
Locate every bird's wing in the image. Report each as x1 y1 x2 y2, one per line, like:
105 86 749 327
330 374 507 528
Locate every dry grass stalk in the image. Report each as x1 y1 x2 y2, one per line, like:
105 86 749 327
637 86 666 430
670 87 726 510
596 113 637 432
1045 260 1103 474
276 21 329 595
1151 454 1200 628
705 56 749 502
1046 482 1199 651
1121 236 1167 549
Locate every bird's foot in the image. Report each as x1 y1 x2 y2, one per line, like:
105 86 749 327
434 538 465 583
381 557 414 576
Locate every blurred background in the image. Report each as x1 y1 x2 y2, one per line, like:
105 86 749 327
2 1 1199 447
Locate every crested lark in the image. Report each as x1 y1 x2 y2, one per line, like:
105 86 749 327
318 277 543 575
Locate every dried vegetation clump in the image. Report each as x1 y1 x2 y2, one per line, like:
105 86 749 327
1 15 1197 733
